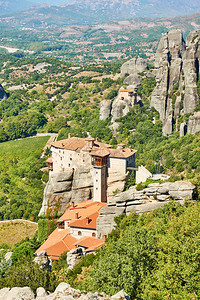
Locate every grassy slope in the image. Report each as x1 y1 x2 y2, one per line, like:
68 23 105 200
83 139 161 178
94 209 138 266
0 136 49 221
0 220 38 246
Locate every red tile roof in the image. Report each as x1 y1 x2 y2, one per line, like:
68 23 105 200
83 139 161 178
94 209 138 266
119 88 135 93
51 137 136 158
35 228 77 259
74 236 105 251
57 200 107 224
35 200 107 259
69 212 99 229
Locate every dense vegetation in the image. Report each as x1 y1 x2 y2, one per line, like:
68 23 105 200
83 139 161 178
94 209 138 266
78 201 200 299
1 201 199 299
0 137 48 221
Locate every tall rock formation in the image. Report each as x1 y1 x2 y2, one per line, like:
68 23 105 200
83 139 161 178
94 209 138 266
151 29 200 135
99 57 148 123
39 167 129 217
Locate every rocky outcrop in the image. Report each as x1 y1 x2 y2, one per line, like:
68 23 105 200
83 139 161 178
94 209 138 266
99 100 112 121
187 111 200 134
97 181 195 238
67 247 83 270
151 29 200 136
40 167 128 217
99 57 148 124
120 57 148 78
0 283 129 300
39 168 93 217
0 84 7 101
33 251 51 270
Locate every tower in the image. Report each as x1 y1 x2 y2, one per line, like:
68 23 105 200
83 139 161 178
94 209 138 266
91 150 109 203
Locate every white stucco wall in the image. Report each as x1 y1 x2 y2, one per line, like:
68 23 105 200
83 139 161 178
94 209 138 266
108 157 126 174
70 227 97 239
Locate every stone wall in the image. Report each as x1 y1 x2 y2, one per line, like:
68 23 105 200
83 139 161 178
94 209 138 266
97 181 195 238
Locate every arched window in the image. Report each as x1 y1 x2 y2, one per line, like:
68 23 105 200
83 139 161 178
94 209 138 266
92 232 96 237
78 231 82 236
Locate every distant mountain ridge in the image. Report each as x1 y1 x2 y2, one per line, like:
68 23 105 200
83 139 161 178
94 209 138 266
1 0 200 25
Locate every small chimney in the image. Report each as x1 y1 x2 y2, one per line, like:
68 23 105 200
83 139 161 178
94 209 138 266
75 212 79 219
71 201 75 208
96 137 98 141
86 216 89 225
68 133 71 139
103 234 107 241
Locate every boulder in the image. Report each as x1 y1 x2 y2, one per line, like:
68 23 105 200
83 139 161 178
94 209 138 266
4 287 35 300
36 287 48 299
33 251 51 269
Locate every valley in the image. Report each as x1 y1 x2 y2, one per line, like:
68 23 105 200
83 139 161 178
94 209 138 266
0 3 200 298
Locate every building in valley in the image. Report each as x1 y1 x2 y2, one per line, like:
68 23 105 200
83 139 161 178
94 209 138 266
35 200 107 260
48 135 136 203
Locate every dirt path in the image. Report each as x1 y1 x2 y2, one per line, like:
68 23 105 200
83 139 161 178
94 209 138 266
0 219 38 225
39 133 58 156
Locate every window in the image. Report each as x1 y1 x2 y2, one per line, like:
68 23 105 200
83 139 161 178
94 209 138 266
68 164 70 167
96 187 98 190
92 232 96 237
78 231 82 236
70 158 72 161
96 179 98 182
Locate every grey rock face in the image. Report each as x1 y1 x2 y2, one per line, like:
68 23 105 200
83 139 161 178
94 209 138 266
3 286 35 300
67 248 83 270
179 122 187 137
0 84 7 101
39 167 93 217
187 112 200 134
97 180 195 238
120 57 147 77
99 100 112 120
33 251 51 270
151 29 200 136
0 284 129 300
99 56 147 123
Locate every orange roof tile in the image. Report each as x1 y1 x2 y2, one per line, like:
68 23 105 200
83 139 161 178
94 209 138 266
69 212 99 229
109 148 137 158
35 227 77 259
51 137 85 151
90 149 110 157
46 157 53 163
119 88 135 93
57 201 107 223
51 137 136 158
74 236 105 250
35 228 70 254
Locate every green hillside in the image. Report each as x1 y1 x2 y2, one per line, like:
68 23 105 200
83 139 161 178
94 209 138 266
0 136 49 221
